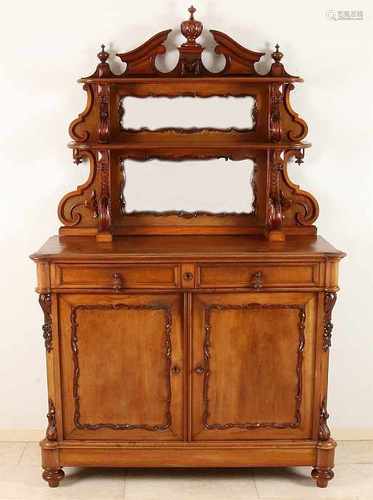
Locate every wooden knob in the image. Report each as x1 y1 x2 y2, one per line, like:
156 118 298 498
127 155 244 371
171 365 181 375
194 365 205 375
112 272 124 291
250 271 263 290
183 272 194 281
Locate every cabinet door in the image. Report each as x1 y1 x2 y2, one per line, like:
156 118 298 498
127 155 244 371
192 292 316 440
59 293 184 441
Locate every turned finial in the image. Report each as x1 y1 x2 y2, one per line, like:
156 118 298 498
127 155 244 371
181 5 203 46
97 44 109 64
188 5 196 19
272 43 284 63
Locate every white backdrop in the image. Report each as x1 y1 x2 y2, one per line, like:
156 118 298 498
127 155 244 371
1 0 372 439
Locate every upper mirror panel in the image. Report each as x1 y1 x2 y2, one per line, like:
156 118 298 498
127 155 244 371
120 96 256 130
122 158 255 214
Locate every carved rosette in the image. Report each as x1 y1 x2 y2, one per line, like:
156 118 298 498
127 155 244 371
39 294 52 353
323 292 337 351
46 398 57 441
319 398 331 441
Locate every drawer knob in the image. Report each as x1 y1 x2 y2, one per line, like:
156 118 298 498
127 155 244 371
171 365 181 375
194 365 206 375
183 272 194 281
250 271 263 290
112 272 124 291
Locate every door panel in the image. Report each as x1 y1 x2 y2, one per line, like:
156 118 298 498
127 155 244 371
59 293 183 440
192 292 316 440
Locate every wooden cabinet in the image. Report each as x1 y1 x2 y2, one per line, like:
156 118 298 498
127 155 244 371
31 7 345 490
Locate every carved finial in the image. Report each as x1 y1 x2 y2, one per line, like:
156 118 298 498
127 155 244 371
270 43 290 77
97 44 109 64
188 5 196 19
272 43 284 63
181 5 203 47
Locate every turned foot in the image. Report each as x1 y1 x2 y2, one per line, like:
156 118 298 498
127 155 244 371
42 467 65 487
311 466 334 488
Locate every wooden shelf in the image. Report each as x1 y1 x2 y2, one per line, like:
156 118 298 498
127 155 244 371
69 141 311 152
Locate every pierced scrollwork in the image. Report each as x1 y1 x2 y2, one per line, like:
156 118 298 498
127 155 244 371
46 398 57 441
319 398 331 441
39 293 52 353
323 292 337 351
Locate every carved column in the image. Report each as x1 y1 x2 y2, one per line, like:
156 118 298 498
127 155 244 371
96 150 112 241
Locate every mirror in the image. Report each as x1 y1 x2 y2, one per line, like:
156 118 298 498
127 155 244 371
120 96 256 130
122 159 255 214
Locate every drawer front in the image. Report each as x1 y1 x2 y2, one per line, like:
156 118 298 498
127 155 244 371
197 263 320 289
53 264 179 290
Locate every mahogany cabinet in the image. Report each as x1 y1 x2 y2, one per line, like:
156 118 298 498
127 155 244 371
31 8 345 489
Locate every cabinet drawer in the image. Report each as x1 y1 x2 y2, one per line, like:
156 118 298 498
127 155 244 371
197 263 320 289
53 264 179 289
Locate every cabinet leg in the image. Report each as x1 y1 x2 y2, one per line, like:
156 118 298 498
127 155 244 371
311 466 334 488
312 438 336 488
42 467 65 487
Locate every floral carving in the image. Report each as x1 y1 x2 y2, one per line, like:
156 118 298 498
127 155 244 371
319 398 331 441
97 150 111 232
39 293 52 353
323 292 337 351
270 83 282 142
46 398 57 441
97 84 110 143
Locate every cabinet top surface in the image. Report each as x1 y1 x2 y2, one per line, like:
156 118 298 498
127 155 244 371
31 235 345 262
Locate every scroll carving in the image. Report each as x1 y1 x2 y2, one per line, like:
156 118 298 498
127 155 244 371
117 30 171 76
71 303 172 431
39 293 52 353
278 149 319 227
113 8 265 78
58 150 98 227
282 83 308 141
68 84 94 142
46 398 57 441
323 292 337 351
201 303 305 430
319 398 331 441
